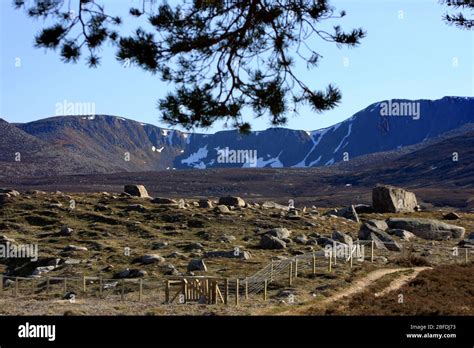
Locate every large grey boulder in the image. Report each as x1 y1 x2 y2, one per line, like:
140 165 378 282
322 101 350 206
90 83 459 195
218 196 245 207
372 185 417 213
124 185 149 198
359 223 402 251
140 254 165 264
366 219 389 231
260 235 287 249
386 218 465 240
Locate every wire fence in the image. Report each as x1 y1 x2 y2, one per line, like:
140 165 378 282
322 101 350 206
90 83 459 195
0 239 472 304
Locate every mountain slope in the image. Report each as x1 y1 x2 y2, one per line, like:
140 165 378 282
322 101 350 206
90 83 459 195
2 96 473 177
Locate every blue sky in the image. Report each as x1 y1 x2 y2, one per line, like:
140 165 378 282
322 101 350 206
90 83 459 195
0 0 472 133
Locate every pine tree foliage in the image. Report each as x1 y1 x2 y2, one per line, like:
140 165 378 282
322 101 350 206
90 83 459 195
14 0 366 132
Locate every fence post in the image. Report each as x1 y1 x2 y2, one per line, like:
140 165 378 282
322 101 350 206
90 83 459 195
235 279 239 306
82 276 87 293
289 262 293 286
328 250 332 272
121 279 125 301
139 279 143 302
295 259 298 278
312 252 316 274
263 279 267 301
466 248 469 264
224 278 228 305
350 246 353 269
270 261 274 283
245 278 248 300
371 240 374 263
165 280 170 304
333 244 337 265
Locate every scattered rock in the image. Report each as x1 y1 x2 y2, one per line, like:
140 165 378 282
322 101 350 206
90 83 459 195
126 204 146 212
151 197 177 204
365 219 389 231
261 201 288 210
184 242 205 251
59 226 74 236
443 212 461 220
294 235 308 244
458 239 474 248
198 199 213 208
167 251 186 259
372 185 418 213
124 185 149 198
267 228 291 240
32 266 56 276
152 241 169 249
115 268 147 278
64 259 81 265
387 229 415 241
187 259 207 272
204 250 251 260
64 245 88 252
218 196 245 207
325 205 359 222
214 205 230 214
386 218 465 240
332 231 353 245
218 234 236 243
0 188 20 197
187 219 206 228
163 264 179 276
353 204 374 214
260 234 287 249
140 254 165 264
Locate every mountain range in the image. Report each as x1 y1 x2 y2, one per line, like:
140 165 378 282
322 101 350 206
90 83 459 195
0 96 473 178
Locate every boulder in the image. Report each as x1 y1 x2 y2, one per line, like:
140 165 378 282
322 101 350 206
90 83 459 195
372 185 417 213
59 226 74 236
163 264 179 276
359 223 402 251
187 259 207 272
184 242 205 251
387 229 415 241
218 196 245 207
31 266 56 276
115 268 147 278
152 241 169 249
365 219 389 231
124 185 149 198
386 218 465 240
217 234 236 243
325 205 360 222
458 239 474 248
260 235 287 249
261 201 288 210
293 235 308 245
126 204 146 212
199 199 213 208
443 212 461 220
204 250 251 260
214 205 230 214
354 204 374 214
64 245 88 252
316 237 338 247
267 228 291 240
151 197 177 204
140 254 165 264
332 231 353 245
0 188 20 197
